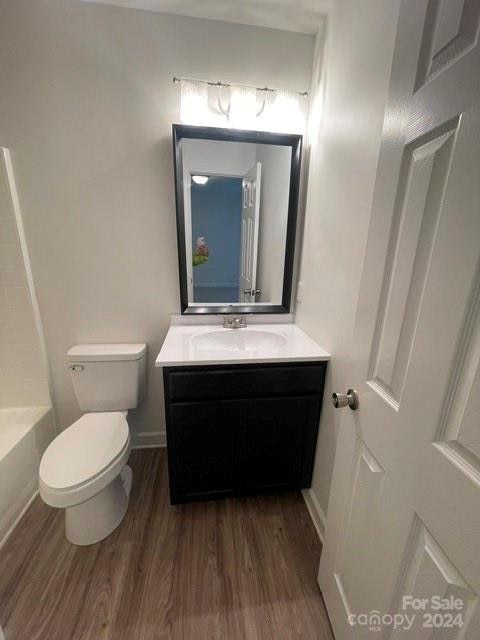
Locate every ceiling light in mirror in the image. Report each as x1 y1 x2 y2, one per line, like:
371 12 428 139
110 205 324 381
192 175 209 185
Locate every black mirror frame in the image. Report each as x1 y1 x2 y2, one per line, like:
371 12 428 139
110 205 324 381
172 124 302 315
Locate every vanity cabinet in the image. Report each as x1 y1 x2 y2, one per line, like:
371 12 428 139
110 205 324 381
163 362 327 504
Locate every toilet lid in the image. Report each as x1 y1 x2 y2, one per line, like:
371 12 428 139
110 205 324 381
40 412 129 490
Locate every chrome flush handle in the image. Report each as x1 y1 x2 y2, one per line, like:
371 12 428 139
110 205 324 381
332 389 359 410
68 364 84 373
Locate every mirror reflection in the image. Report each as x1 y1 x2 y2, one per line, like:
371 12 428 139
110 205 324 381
180 138 293 306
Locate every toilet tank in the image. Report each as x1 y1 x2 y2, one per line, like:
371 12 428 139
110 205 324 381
67 344 147 412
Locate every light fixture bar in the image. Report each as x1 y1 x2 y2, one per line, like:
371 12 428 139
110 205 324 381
173 76 308 97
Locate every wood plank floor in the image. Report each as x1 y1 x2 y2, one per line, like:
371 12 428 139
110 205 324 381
0 449 334 640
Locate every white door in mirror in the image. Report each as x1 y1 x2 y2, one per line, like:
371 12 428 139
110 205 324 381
239 162 261 303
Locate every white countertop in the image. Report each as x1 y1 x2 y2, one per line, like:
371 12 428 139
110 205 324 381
155 323 330 367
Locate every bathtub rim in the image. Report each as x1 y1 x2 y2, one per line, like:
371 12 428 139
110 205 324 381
0 405 55 549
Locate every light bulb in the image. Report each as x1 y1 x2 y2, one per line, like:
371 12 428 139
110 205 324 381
180 80 209 126
229 86 258 130
192 175 209 185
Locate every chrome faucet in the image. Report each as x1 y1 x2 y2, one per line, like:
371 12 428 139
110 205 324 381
223 315 247 329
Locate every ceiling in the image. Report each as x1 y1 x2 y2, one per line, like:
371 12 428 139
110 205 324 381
80 0 329 34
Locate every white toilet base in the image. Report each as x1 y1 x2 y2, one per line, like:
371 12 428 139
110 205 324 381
65 465 132 546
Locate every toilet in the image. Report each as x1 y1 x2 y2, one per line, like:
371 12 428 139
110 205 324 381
39 343 147 546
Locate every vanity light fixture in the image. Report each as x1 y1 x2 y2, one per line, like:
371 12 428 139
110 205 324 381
192 175 209 185
173 76 308 133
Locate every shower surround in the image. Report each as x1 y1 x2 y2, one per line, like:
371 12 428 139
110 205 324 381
0 148 55 545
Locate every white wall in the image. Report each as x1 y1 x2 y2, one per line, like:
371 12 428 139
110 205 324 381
0 150 51 409
256 144 291 303
182 140 257 177
296 0 401 528
0 0 314 444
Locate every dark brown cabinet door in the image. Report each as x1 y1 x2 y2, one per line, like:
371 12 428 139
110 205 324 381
166 400 245 503
243 396 320 492
163 363 327 504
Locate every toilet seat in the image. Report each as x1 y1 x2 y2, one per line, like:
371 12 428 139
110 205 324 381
39 412 130 509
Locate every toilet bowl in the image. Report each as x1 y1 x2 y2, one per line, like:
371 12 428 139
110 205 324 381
40 412 132 545
39 343 146 545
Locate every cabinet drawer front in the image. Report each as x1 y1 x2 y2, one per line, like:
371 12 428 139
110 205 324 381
166 363 327 401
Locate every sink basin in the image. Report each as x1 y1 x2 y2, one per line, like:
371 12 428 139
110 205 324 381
155 323 330 366
192 329 287 353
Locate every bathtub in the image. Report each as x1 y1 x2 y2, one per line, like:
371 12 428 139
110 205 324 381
0 407 56 547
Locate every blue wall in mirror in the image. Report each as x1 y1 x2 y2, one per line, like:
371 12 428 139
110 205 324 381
191 176 242 303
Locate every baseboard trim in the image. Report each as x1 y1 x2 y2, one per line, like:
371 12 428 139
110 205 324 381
302 488 326 544
131 430 166 449
0 489 39 550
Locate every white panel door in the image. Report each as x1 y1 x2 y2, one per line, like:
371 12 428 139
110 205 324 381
319 1 480 638
239 163 261 303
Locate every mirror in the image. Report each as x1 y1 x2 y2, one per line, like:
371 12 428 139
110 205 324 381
173 125 302 314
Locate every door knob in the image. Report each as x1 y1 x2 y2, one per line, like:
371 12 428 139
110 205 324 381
332 389 359 410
